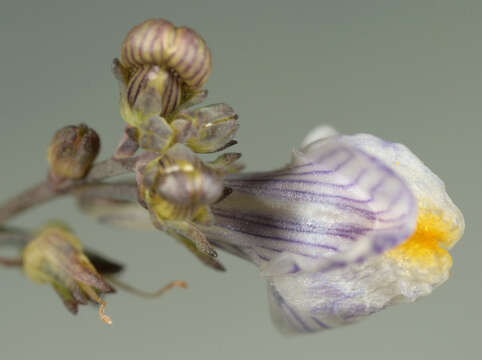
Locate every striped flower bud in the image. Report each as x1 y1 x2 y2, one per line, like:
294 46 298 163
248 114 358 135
47 124 100 181
22 225 114 324
114 18 212 131
121 18 211 91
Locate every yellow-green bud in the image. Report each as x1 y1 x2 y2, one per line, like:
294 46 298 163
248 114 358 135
140 144 224 224
47 124 100 180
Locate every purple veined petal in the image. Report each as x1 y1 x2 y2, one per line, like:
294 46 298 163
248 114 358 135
205 136 418 275
334 133 464 249
266 252 424 334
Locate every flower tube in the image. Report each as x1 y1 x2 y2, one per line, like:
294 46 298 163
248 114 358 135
79 126 464 334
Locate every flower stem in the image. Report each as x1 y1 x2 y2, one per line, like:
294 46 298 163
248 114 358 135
75 182 139 202
0 158 136 226
0 229 30 248
0 182 54 226
0 256 23 267
106 276 187 299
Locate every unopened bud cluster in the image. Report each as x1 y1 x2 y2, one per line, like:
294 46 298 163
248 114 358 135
20 18 242 323
112 19 242 259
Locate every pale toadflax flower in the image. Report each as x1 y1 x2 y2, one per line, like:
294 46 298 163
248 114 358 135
79 125 464 334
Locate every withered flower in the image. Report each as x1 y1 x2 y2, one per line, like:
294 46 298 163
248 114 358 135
22 225 114 324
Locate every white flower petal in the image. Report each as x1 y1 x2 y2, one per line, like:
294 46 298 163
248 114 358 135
267 252 428 334
300 125 338 148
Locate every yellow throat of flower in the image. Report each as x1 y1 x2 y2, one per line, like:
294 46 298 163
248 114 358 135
384 208 461 277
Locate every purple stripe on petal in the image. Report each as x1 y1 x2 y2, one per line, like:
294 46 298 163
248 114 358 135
161 73 174 115
257 253 271 262
179 36 198 76
185 45 207 83
126 69 143 106
131 67 151 107
311 317 330 330
270 284 315 333
138 23 152 63
228 167 369 189
147 22 163 63
213 210 373 236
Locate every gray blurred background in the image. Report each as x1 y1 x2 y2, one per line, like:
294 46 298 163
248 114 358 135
0 0 480 359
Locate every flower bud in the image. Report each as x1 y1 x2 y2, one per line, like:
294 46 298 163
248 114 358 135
140 144 225 224
120 18 211 92
114 18 212 132
22 225 114 324
47 124 100 180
